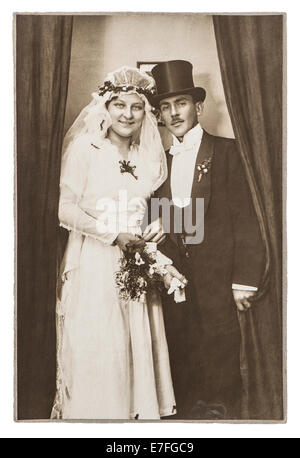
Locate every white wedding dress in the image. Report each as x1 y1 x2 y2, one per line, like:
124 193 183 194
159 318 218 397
51 137 176 420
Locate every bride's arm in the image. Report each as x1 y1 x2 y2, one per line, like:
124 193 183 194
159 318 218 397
59 142 118 245
59 184 118 245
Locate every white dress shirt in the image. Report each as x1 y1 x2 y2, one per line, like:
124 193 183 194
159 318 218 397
170 123 203 208
169 123 257 292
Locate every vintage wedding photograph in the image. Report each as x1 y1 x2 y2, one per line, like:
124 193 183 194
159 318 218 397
15 12 285 422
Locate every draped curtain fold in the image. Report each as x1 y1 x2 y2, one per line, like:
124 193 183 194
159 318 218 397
213 15 284 419
16 15 73 419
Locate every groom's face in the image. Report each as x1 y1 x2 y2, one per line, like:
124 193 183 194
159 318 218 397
159 94 198 139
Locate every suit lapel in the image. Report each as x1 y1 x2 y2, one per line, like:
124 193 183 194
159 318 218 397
165 151 179 246
165 150 173 201
190 130 215 215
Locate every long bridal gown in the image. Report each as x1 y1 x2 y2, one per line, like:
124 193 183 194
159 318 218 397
51 137 176 420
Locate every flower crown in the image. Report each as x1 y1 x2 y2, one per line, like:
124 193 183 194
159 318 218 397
98 66 157 99
98 80 156 99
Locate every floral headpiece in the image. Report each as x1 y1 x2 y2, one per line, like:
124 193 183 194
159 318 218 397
98 80 156 98
97 66 157 100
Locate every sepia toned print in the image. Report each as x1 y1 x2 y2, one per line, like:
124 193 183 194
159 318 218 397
16 13 285 422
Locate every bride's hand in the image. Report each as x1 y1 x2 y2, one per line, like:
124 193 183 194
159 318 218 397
163 265 187 290
163 272 173 290
165 265 187 283
115 233 145 252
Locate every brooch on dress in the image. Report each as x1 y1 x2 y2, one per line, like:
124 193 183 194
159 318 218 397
196 158 212 182
119 160 138 180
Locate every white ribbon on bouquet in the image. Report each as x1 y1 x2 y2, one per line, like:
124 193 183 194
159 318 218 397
144 242 188 303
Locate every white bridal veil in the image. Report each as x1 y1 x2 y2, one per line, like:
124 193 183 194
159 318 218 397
60 66 168 195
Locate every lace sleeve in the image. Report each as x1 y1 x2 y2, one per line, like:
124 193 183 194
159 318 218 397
59 138 118 245
58 185 118 245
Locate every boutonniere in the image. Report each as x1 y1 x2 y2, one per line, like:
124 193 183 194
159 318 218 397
119 160 138 180
196 158 212 182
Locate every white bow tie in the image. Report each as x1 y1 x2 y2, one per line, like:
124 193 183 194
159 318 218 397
169 139 198 156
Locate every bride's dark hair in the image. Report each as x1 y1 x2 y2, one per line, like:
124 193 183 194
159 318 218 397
105 96 118 109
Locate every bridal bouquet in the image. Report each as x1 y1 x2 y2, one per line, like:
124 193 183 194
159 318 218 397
115 241 187 303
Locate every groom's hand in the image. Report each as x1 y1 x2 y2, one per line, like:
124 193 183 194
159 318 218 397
115 233 143 252
142 217 166 244
233 289 256 312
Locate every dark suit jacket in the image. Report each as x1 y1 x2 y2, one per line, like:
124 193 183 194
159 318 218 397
155 130 265 328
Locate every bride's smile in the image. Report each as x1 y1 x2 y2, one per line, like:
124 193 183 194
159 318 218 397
107 93 145 138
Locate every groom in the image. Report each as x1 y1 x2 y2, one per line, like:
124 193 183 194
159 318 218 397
146 60 264 419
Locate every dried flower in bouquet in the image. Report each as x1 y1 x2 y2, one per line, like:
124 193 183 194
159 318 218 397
115 242 165 302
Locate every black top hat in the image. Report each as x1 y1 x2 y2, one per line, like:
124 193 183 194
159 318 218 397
151 60 206 106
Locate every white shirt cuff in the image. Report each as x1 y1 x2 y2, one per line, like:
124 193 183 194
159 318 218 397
232 283 258 292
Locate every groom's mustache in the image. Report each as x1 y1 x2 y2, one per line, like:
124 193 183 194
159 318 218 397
171 117 184 125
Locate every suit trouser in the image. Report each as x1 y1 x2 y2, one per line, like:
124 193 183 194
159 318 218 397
190 314 242 419
162 287 242 419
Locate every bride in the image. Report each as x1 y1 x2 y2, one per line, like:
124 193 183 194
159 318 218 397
51 66 183 420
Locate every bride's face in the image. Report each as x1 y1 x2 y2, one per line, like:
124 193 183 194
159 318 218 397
107 93 145 138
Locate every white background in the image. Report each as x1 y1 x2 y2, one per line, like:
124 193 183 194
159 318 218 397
1 0 298 438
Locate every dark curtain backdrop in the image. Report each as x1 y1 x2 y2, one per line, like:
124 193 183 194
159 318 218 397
213 15 284 419
16 15 73 420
